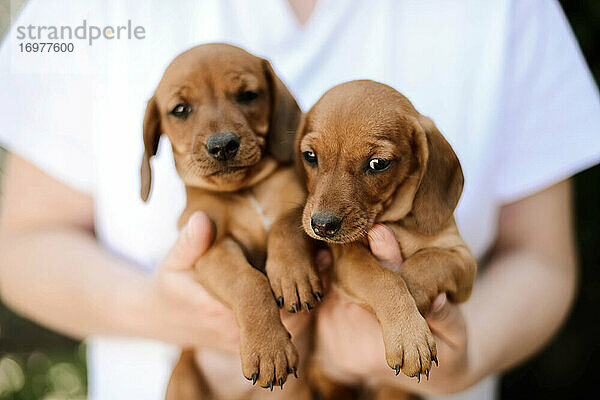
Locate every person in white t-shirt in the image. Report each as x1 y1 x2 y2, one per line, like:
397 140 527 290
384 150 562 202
1 0 599 399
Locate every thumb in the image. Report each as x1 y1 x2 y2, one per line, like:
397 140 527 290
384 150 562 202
161 211 214 271
368 224 403 272
425 293 466 348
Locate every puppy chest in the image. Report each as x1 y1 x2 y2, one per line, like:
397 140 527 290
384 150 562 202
227 193 275 267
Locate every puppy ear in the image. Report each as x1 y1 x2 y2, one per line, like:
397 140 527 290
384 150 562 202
411 115 464 234
263 60 302 163
294 114 308 184
140 96 161 202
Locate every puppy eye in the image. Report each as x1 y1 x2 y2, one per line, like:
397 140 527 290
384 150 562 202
366 158 391 173
170 103 192 119
236 91 260 104
302 151 318 167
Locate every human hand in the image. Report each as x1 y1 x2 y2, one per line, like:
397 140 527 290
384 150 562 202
313 224 473 394
138 212 312 353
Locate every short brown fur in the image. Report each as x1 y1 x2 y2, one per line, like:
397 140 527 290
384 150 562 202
141 43 317 400
293 80 477 397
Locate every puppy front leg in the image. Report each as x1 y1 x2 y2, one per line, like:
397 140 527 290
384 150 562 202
334 244 437 379
400 245 477 314
195 237 298 389
266 207 323 313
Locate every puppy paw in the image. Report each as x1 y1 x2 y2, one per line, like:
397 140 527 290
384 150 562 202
240 323 299 389
267 260 323 313
380 309 437 380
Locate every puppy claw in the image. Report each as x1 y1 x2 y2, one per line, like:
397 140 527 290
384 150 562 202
240 323 296 389
383 304 437 379
425 370 430 380
267 260 322 316
395 365 401 376
278 378 284 389
277 297 284 308
432 355 438 367
292 366 298 379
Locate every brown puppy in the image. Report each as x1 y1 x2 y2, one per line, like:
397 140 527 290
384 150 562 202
140 44 318 399
292 80 477 397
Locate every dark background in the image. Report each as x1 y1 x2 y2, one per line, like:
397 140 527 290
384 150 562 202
500 2 600 398
0 1 599 399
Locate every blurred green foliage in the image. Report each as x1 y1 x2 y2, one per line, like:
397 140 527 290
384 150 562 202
0 147 87 400
0 1 599 400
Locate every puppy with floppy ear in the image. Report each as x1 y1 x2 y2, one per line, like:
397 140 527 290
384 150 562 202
140 43 316 399
141 56 299 200
290 80 476 398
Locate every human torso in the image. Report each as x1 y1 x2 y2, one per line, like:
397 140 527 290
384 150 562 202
84 1 510 398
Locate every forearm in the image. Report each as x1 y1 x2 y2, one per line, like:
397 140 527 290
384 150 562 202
463 246 577 385
0 227 149 339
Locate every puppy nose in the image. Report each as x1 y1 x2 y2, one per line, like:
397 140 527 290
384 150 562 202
205 131 240 161
311 212 342 238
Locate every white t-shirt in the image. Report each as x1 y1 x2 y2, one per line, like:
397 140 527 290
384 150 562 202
1 1 599 399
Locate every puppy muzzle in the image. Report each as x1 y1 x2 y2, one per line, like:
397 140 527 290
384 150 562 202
310 212 342 238
205 131 241 161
